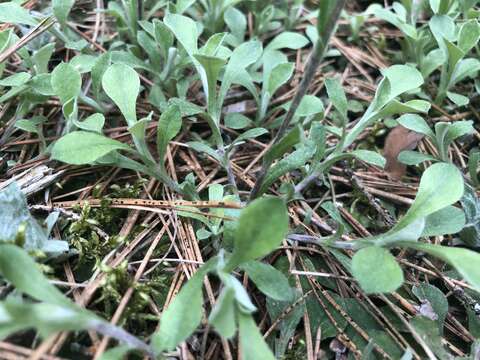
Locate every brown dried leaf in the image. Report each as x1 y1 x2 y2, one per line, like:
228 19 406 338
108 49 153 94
384 125 424 180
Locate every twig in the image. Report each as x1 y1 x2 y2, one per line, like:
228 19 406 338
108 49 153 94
249 0 346 200
0 17 56 64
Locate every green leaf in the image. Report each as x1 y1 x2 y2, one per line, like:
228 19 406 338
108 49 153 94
351 150 386 168
224 7 246 43
0 3 36 25
232 128 268 146
73 113 105 133
32 43 55 74
281 95 325 117
404 242 480 292
267 145 317 191
137 30 161 67
266 290 304 358
410 317 450 358
310 122 326 161
51 62 81 104
444 120 474 145
266 32 309 51
351 247 404 294
445 40 465 71
0 300 94 339
128 113 152 140
422 206 465 237
219 272 256 313
225 113 252 129
412 283 448 330
267 62 294 96
194 54 226 114
460 185 480 247
164 13 198 55
226 197 288 270
0 72 31 87
175 0 196 14
153 20 173 57
0 245 152 353
429 15 456 46
154 277 202 351
364 218 425 248
451 58 480 85
15 120 38 134
374 7 417 39
325 77 348 120
381 65 424 103
242 261 293 301
0 244 71 306
102 63 140 125
264 125 302 163
200 32 227 56
447 91 469 106
152 259 216 352
111 50 151 71
168 97 204 117
397 114 434 138
429 0 455 14
208 287 236 339
31 74 55 96
51 131 131 165
421 49 445 78
398 151 437 165
0 184 67 252
53 0 75 24
458 20 480 54
344 65 424 148
157 104 182 161
378 100 431 119
397 163 464 229
259 145 316 195
238 313 275 360
70 55 97 74
188 141 222 163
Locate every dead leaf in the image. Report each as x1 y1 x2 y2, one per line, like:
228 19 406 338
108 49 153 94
384 125 424 180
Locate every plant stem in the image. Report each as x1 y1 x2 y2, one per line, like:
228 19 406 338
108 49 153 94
249 0 346 201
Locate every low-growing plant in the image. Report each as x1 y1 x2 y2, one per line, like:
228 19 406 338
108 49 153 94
2 0 480 358
429 14 480 105
152 196 292 358
51 63 185 194
294 65 429 195
396 114 474 164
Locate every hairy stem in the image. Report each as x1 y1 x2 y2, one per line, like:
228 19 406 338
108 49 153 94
249 0 346 200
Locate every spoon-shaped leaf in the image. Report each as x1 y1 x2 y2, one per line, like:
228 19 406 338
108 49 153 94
51 131 131 165
344 64 424 148
102 64 140 125
226 197 288 270
358 163 464 247
238 313 276 360
402 242 480 293
151 258 217 352
218 40 262 115
51 62 81 104
157 104 182 161
352 246 404 293
164 13 198 56
397 162 464 229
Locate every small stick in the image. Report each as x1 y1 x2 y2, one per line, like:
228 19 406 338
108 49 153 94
51 198 243 209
